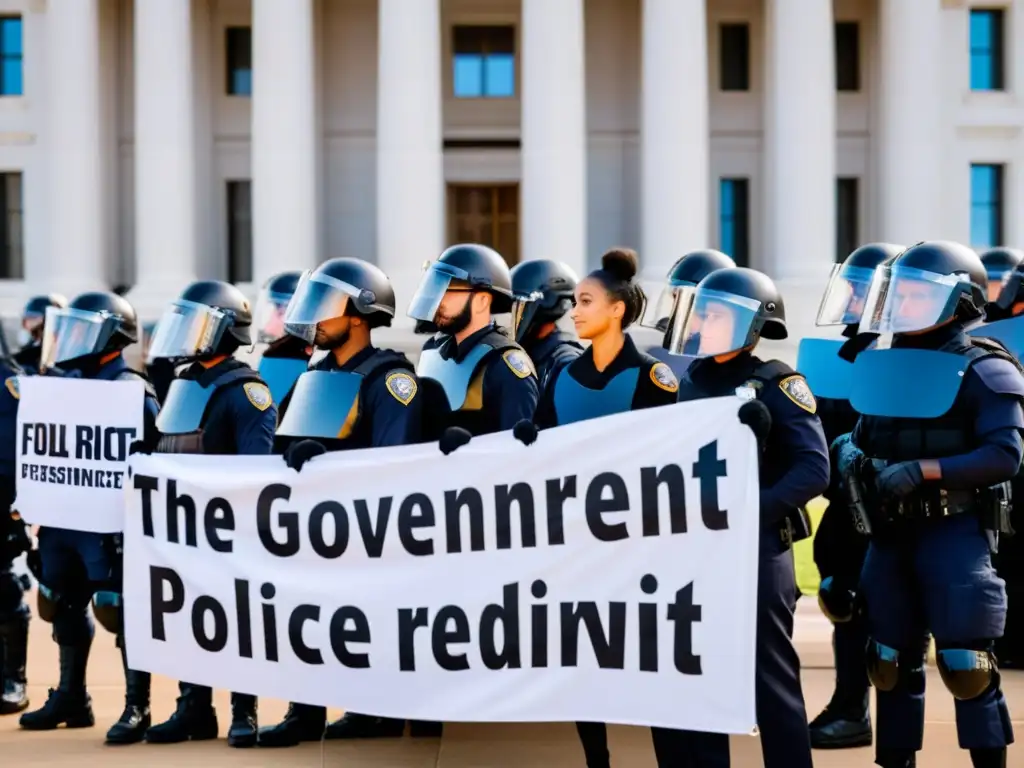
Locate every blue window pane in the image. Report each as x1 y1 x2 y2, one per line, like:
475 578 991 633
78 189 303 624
720 181 735 256
453 55 483 97
1 19 21 56
720 180 735 218
972 165 996 205
970 54 992 89
970 11 992 48
484 54 514 96
231 69 252 96
971 207 996 248
1 59 21 96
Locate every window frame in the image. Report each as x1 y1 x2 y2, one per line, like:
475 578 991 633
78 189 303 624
0 15 24 98
451 25 516 100
0 171 24 280
719 23 750 92
225 26 253 97
226 180 253 284
969 8 1005 91
970 163 1004 249
718 178 750 268
834 21 860 93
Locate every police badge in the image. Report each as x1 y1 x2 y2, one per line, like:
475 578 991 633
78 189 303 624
5 376 18 400
503 349 534 379
780 375 817 414
649 362 679 393
385 372 418 406
243 382 273 411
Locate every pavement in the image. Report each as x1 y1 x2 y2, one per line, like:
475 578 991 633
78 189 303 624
1 596 1020 766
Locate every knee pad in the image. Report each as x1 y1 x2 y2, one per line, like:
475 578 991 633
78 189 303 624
936 648 997 701
817 576 855 623
866 639 926 694
36 583 59 623
91 591 121 635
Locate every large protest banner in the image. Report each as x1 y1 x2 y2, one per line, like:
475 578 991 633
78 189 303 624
16 375 144 533
124 397 759 733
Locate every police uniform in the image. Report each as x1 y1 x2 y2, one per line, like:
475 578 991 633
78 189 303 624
845 241 1019 768
13 294 68 375
0 360 30 716
650 268 826 768
523 329 582 392
142 281 277 748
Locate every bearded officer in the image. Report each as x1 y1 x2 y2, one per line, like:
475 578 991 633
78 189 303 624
141 280 277 748
843 241 1020 768
509 259 583 390
797 242 904 749
257 257 428 747
13 294 67 373
979 247 1024 303
17 293 160 740
253 270 311 405
409 244 539 446
652 268 828 768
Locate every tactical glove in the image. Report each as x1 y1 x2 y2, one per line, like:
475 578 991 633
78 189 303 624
284 439 327 471
875 461 924 499
738 399 772 448
439 427 472 455
512 420 538 446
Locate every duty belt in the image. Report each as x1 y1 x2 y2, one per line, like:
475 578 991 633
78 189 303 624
892 488 978 520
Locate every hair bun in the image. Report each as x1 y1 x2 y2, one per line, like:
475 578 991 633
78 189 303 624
601 248 639 283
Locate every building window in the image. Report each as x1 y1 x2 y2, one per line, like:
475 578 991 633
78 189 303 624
836 178 859 262
970 9 1004 91
226 181 253 283
0 17 23 96
970 163 1004 248
452 26 515 98
719 24 750 92
447 184 519 265
835 22 860 92
226 27 252 96
719 178 749 267
0 172 23 279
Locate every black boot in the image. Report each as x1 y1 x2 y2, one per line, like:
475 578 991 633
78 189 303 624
19 642 94 730
325 711 406 739
105 637 151 744
970 748 1007 768
227 693 257 748
144 683 218 743
876 749 916 768
257 702 326 747
0 614 29 715
811 622 872 749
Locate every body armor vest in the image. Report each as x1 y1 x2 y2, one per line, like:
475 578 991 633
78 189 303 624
552 365 639 426
258 356 309 406
155 361 262 455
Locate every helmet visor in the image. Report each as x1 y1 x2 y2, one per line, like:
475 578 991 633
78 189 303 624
660 287 699 355
282 271 362 345
985 268 1010 302
816 265 877 326
510 290 544 343
254 289 294 344
407 262 472 323
641 284 686 331
146 300 231 363
858 264 963 335
676 289 761 358
40 306 119 369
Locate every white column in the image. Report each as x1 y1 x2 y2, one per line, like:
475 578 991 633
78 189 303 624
640 0 709 281
878 0 943 244
45 0 105 294
764 0 835 279
377 0 443 320
132 0 196 312
521 0 587 275
252 0 318 284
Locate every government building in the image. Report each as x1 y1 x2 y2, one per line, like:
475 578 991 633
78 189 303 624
0 0 1019 339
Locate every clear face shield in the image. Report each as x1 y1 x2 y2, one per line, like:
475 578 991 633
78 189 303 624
146 299 233 364
254 289 294 344
407 262 474 323
282 271 371 345
675 289 762 358
985 268 1011 302
647 286 699 355
19 312 44 347
857 264 965 335
40 306 120 370
815 265 877 327
510 290 544 343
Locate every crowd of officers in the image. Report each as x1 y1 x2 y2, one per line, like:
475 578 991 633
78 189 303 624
0 239 1021 768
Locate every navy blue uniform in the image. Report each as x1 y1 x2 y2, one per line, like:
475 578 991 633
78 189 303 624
417 323 539 435
12 343 41 375
522 329 583 393
654 353 828 768
851 328 1021 763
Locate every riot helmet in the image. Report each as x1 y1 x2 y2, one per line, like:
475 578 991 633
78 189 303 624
641 249 736 354
254 271 301 344
20 293 67 346
509 259 579 343
147 280 253 363
989 261 1024 319
40 291 138 370
676 268 787 357
283 257 396 346
407 244 515 327
816 243 904 328
980 247 1024 302
858 241 987 335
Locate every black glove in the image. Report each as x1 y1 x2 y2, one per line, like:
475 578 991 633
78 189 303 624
1 516 30 561
817 576 857 624
738 400 772 447
129 440 151 456
439 427 472 456
284 439 327 471
875 461 924 499
512 419 538 446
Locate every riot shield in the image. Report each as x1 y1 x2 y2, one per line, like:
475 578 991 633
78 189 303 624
849 348 968 418
796 338 854 400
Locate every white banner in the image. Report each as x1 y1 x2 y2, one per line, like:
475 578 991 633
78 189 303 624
16 375 144 533
124 398 760 733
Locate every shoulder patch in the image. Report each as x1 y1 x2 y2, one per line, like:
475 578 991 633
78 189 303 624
649 362 679 393
779 375 817 414
5 376 18 400
502 349 535 379
385 371 418 406
243 382 273 411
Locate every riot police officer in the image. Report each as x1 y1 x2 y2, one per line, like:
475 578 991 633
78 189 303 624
142 280 277 748
408 244 539 439
509 259 583 389
13 294 67 373
257 257 426 747
652 267 829 768
0 355 30 716
979 247 1024 303
18 293 160 739
844 241 1020 768
253 270 311 405
799 242 904 749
